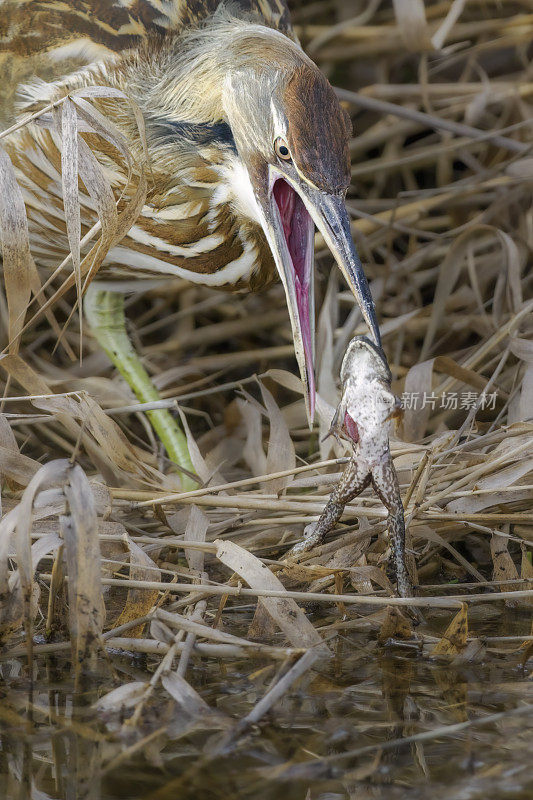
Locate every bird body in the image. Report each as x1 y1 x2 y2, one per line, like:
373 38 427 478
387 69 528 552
3 10 291 288
1 0 381 431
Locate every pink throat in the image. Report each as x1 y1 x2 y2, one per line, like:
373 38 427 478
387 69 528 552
344 412 359 444
272 178 315 417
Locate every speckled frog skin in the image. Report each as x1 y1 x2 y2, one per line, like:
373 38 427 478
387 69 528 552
289 336 413 599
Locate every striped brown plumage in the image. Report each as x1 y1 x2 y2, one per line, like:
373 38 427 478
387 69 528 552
1 0 381 421
0 0 301 292
0 0 294 63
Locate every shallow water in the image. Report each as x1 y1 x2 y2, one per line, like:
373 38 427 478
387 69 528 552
1 604 531 800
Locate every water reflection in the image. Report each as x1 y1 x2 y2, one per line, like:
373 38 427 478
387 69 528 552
1 608 532 800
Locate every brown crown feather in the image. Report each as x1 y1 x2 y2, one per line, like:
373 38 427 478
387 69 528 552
283 65 352 194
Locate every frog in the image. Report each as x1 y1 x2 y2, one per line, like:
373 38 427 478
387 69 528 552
288 335 413 599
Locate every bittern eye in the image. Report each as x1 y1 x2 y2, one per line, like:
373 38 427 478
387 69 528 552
274 137 292 161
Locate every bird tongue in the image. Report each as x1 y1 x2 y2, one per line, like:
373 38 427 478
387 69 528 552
272 179 315 416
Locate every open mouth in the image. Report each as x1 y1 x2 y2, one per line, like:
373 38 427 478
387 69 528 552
271 178 316 418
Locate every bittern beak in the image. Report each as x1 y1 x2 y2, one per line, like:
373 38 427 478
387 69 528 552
260 167 381 426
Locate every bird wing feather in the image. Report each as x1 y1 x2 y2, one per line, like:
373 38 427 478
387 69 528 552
0 0 293 59
0 0 293 123
0 0 287 285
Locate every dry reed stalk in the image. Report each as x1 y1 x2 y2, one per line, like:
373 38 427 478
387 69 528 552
0 2 531 783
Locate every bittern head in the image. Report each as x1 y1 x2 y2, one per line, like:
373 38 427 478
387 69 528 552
222 37 381 423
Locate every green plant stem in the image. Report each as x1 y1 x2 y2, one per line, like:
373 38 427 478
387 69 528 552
84 286 196 489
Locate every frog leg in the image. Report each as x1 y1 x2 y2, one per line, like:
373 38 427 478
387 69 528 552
371 454 413 598
289 459 371 556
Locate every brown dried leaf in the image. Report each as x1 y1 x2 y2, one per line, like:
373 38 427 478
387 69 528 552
59 99 82 307
114 536 160 638
0 413 17 453
158 608 289 655
184 505 209 574
71 95 134 176
61 464 105 677
351 565 395 595
0 145 34 352
422 225 524 361
247 604 278 640
491 533 521 594
402 355 489 441
21 166 146 339
0 460 69 642
77 394 146 475
514 364 533 424
0 413 39 489
492 230 523 323
30 390 150 482
263 368 306 396
0 444 39 487
282 563 338 583
425 235 478 359
259 382 295 493
176 405 209 485
95 682 148 714
509 337 533 363
77 137 118 239
161 672 211 718
378 606 414 644
432 604 468 656
446 460 533 514
235 397 267 477
72 86 150 169
215 540 330 655
1 532 61 639
520 547 533 583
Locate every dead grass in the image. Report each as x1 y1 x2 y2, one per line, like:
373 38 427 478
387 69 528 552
0 0 532 794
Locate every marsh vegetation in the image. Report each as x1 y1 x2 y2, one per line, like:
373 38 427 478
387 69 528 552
0 1 532 798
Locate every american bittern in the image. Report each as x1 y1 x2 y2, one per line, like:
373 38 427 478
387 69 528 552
0 0 381 485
